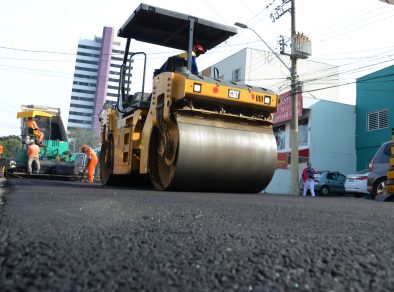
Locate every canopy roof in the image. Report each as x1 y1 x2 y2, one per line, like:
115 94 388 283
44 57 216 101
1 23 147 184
118 3 237 51
17 110 53 119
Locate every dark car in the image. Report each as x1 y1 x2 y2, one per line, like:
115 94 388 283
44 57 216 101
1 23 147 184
367 141 391 198
299 170 347 196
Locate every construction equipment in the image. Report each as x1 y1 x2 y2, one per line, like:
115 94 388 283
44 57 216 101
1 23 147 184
11 105 79 179
99 3 278 193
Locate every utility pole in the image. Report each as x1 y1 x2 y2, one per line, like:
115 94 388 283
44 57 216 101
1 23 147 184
289 0 299 195
271 0 311 195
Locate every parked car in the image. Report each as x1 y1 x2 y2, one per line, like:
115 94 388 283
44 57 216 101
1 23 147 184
345 170 369 196
367 141 391 198
299 170 347 196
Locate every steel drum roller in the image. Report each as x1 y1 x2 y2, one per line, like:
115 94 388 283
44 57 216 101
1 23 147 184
153 116 277 193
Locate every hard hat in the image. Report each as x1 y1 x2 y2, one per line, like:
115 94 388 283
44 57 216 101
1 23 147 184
192 43 206 55
81 144 88 152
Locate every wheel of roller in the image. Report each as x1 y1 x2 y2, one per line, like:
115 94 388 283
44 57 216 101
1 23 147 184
148 118 277 193
100 134 115 185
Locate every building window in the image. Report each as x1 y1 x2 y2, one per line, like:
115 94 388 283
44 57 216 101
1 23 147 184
78 44 100 51
298 118 309 147
111 56 123 61
274 125 286 150
77 51 100 58
74 73 96 80
76 59 99 66
70 103 94 110
232 68 240 82
75 66 98 73
68 118 92 125
72 88 96 95
367 109 388 131
69 111 92 117
71 95 94 102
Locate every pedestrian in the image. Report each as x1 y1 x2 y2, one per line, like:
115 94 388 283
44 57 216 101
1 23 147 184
81 144 98 183
25 117 44 144
160 43 206 74
302 161 318 196
27 141 40 174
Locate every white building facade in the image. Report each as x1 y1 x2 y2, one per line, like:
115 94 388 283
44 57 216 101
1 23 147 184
68 27 129 134
208 48 356 194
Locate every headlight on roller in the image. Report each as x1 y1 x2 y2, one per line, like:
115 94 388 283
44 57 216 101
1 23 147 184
193 83 202 93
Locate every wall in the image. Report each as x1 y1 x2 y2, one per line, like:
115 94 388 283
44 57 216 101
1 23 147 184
211 49 247 81
356 65 394 170
307 99 356 175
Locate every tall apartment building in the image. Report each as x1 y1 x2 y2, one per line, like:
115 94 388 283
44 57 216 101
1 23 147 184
67 27 129 134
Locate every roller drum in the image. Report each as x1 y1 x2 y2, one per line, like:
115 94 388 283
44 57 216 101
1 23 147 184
151 116 277 193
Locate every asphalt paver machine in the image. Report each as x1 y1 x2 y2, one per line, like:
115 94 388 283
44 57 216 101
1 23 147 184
100 3 279 192
12 105 78 179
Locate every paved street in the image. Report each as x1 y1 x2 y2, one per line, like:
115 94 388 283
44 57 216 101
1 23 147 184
0 177 393 291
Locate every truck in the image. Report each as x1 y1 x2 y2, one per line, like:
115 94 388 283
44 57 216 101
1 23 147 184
11 105 79 179
99 3 279 193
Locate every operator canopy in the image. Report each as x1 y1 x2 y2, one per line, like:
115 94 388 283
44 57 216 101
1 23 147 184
17 110 53 119
118 3 238 51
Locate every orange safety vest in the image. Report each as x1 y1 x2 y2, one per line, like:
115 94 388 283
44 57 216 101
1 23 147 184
26 119 39 130
27 144 40 158
85 147 98 162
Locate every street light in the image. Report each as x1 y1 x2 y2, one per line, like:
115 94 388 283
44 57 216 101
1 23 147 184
379 0 394 4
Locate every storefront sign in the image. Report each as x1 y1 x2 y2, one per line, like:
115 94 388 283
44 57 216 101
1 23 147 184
276 152 288 169
273 91 303 124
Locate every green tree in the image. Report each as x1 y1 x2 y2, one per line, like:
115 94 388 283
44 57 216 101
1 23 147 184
67 128 100 153
0 136 22 159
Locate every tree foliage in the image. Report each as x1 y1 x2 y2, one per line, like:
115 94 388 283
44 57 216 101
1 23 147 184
67 128 100 153
0 136 22 159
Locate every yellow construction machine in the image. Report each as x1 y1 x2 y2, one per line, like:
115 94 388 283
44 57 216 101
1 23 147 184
99 3 278 192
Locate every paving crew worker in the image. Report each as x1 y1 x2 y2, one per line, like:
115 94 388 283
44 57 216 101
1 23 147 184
25 117 44 144
81 145 98 183
302 161 318 197
160 43 206 75
27 141 40 174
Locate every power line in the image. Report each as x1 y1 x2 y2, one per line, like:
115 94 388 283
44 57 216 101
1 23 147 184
302 72 394 94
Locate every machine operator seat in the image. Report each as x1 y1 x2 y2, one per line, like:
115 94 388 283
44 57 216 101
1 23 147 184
127 92 152 109
153 56 187 77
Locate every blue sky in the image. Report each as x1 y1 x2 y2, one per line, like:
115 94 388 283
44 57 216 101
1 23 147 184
1 0 394 137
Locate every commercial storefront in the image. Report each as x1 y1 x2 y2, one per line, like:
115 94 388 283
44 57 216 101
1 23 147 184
266 96 356 194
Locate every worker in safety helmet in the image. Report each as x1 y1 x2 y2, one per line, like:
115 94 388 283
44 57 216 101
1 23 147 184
160 43 206 75
25 117 44 144
81 144 98 183
27 141 40 175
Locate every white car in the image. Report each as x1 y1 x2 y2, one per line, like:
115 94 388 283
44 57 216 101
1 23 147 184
345 170 369 196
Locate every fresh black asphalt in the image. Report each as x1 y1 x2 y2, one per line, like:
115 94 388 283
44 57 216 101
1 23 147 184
0 178 393 291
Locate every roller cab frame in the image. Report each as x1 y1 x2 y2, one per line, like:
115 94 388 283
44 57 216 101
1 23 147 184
100 3 279 192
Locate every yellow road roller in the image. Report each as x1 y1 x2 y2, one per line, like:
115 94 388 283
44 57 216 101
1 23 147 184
99 3 278 193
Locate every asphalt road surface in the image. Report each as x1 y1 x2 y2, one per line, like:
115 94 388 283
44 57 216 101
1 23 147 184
0 177 393 291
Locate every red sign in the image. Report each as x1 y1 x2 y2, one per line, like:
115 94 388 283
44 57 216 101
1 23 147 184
273 91 303 124
276 152 288 169
0 144 3 155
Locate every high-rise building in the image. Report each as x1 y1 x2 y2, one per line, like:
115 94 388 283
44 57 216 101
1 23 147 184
67 27 129 134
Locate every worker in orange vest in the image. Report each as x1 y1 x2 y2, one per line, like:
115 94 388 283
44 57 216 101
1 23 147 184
25 117 44 144
27 141 40 174
81 145 98 183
